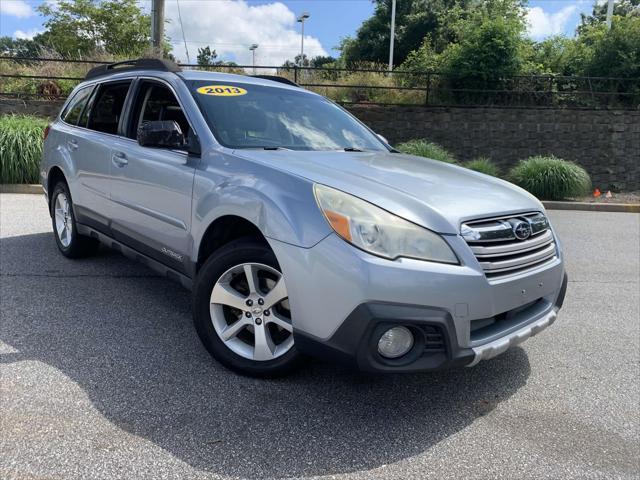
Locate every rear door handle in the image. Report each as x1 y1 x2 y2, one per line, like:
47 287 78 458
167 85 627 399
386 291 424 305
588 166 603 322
112 152 128 167
67 139 78 151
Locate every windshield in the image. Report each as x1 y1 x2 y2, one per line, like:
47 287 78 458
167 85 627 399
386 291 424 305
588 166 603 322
187 80 387 151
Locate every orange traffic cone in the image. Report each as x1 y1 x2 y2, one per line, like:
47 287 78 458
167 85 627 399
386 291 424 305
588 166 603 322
593 188 601 198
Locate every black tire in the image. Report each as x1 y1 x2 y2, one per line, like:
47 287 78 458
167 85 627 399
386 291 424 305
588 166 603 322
193 238 302 377
50 181 99 258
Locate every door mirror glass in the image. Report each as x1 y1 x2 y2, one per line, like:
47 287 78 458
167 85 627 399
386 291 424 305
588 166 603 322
137 120 185 149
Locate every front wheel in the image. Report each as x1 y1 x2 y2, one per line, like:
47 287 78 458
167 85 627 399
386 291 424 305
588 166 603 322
193 239 302 377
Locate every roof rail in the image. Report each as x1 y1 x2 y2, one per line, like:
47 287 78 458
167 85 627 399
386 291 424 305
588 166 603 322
85 58 181 80
252 75 300 88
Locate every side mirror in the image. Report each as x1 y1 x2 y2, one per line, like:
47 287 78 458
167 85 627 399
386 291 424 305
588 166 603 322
137 120 185 150
377 133 389 145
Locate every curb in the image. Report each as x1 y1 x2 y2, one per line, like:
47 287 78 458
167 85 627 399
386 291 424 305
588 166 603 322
0 184 42 194
543 201 640 213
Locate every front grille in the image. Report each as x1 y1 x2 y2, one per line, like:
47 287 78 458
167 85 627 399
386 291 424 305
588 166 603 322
461 212 557 280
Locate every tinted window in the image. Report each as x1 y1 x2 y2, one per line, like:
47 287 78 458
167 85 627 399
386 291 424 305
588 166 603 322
188 81 386 151
61 86 93 125
129 82 190 139
87 82 131 135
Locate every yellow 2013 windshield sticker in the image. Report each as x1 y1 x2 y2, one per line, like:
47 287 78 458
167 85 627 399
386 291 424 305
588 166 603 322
196 85 247 96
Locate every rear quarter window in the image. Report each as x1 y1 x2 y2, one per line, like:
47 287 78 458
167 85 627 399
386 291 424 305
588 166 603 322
61 86 94 125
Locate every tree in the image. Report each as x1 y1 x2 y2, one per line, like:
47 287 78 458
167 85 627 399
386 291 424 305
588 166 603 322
0 37 41 58
35 0 156 57
340 0 473 67
197 46 218 66
309 55 337 68
578 16 640 78
579 0 639 32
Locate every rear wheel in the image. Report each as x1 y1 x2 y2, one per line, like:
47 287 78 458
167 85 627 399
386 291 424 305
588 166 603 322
50 182 99 258
193 239 301 377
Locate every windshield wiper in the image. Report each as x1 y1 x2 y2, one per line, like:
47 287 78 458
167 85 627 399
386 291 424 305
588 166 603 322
343 147 365 152
262 146 291 151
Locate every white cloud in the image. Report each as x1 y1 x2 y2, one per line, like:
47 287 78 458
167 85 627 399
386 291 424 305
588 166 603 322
163 0 327 67
0 0 34 18
14 28 43 40
526 5 578 39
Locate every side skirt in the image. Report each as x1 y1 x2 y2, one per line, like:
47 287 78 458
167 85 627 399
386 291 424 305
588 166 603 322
76 223 193 290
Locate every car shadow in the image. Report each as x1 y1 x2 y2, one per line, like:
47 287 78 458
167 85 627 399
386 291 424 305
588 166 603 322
1 232 532 478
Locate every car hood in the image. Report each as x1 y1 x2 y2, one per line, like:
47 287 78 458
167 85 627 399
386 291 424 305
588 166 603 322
233 149 543 234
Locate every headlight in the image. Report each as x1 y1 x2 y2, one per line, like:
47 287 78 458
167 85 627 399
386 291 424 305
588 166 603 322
314 184 458 264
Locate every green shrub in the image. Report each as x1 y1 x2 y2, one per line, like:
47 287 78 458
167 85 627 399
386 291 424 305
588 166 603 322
508 155 591 200
396 140 456 163
0 115 48 184
464 157 501 177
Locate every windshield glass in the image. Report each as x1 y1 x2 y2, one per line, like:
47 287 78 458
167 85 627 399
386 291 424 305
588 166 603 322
187 80 387 151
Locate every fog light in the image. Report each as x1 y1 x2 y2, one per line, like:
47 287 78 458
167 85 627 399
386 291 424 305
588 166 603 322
377 326 414 359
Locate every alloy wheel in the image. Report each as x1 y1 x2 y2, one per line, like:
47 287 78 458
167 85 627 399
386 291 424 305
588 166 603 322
54 192 73 248
209 262 293 361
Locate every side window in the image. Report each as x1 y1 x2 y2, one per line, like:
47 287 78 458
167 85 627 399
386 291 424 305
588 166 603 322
129 82 190 140
86 81 132 135
61 86 93 125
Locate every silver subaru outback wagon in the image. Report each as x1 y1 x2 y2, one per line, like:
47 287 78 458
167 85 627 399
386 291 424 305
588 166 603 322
41 59 567 377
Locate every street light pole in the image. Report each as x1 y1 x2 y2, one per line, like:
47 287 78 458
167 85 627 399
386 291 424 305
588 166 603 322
388 0 396 71
297 12 310 66
606 0 614 29
249 44 258 75
151 0 165 58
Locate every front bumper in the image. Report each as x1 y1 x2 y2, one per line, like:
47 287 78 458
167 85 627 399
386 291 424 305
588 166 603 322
269 232 567 373
294 272 566 372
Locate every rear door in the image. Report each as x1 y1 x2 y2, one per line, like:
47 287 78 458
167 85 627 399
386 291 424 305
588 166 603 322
56 84 94 209
108 78 197 275
68 80 133 231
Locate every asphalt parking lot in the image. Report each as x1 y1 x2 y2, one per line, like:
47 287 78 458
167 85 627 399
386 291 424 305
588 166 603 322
1 193 638 480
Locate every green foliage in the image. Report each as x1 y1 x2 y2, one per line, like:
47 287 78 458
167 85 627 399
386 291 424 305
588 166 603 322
197 46 218 66
464 158 501 176
36 0 156 57
579 0 639 32
309 55 337 68
340 0 473 67
507 155 592 200
396 140 456 163
579 16 640 79
0 115 49 184
439 9 527 86
0 37 41 58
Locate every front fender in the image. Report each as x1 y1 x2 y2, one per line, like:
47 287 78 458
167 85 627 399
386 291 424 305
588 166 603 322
191 151 332 260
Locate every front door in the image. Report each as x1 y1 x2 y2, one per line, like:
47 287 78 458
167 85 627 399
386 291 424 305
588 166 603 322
109 79 198 275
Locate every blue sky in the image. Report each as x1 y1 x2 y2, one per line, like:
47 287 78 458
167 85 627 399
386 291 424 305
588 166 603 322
1 0 596 64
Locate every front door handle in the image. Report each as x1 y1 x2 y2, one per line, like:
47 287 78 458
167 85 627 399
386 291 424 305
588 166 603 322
112 152 129 167
67 139 78 151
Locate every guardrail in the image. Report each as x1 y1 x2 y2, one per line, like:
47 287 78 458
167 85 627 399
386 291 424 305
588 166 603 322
1 56 638 109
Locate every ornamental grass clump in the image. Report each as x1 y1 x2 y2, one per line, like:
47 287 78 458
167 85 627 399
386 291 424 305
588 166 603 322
464 157 501 177
0 115 48 184
508 155 592 200
396 140 457 163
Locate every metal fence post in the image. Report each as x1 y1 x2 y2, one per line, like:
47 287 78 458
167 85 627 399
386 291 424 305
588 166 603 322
425 73 431 105
294 66 298 84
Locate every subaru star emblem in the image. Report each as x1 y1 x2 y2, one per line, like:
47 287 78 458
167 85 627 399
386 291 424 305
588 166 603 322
512 221 532 240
